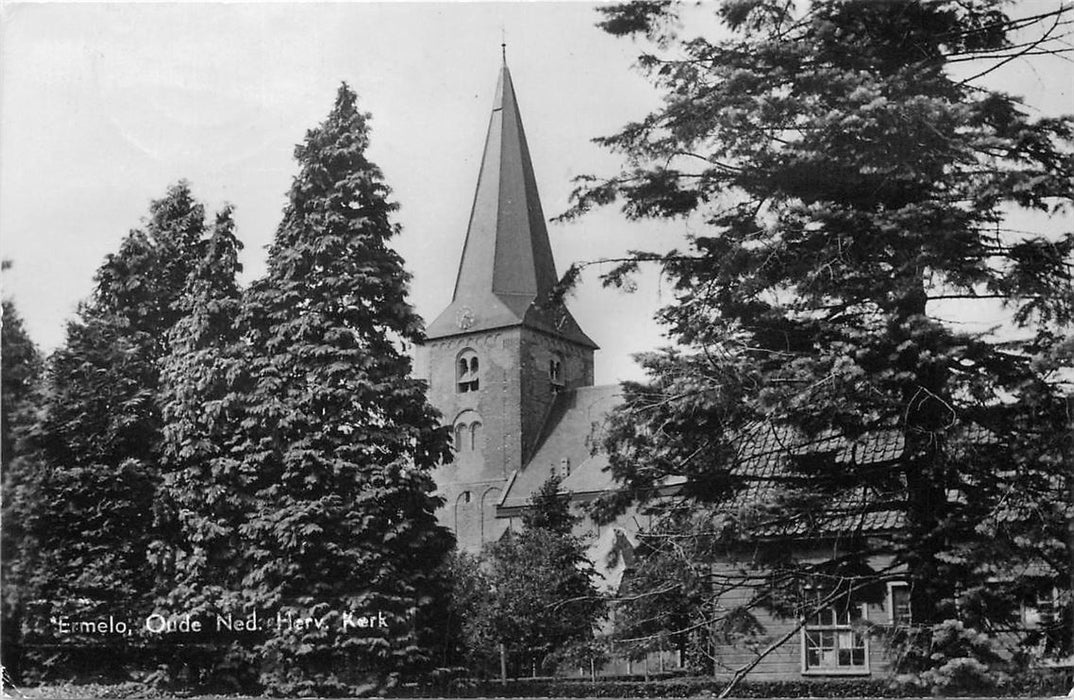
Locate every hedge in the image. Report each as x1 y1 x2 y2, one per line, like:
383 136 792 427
397 668 1072 698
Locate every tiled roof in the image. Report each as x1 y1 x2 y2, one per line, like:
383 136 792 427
498 393 915 535
498 384 1007 541
717 423 907 537
718 422 997 537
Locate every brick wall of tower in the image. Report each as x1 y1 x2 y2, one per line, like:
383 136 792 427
421 325 595 551
517 327 595 463
423 328 519 550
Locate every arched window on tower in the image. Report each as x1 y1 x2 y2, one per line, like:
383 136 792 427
457 349 480 393
470 422 483 451
453 410 481 455
454 490 477 549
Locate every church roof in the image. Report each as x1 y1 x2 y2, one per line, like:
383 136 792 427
498 384 622 511
426 63 596 348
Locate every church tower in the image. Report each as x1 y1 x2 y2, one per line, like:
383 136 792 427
422 62 597 550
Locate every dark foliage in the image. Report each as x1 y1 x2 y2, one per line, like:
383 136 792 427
1 297 44 682
438 551 498 677
569 0 1074 684
152 204 249 686
397 667 1071 698
445 475 607 679
9 183 215 680
1 298 42 469
221 83 453 695
521 473 576 535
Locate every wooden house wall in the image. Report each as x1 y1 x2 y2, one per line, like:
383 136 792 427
706 562 895 680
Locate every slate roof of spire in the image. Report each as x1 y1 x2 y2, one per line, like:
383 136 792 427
426 64 596 347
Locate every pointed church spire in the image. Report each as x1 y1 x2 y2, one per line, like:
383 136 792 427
454 63 558 312
427 63 596 348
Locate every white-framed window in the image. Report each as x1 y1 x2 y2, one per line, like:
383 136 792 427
802 601 869 675
1022 589 1056 629
888 582 912 626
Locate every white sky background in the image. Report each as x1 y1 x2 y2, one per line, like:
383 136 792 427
1 2 1071 386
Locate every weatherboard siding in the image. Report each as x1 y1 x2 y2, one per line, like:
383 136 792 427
707 555 896 680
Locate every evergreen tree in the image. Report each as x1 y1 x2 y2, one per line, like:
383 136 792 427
521 471 575 535
156 205 244 592
1 295 44 683
567 0 1074 681
481 474 606 676
1 296 42 469
15 183 212 674
439 551 498 677
153 206 250 684
229 84 452 694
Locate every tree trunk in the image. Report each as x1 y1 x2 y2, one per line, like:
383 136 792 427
896 278 952 628
1067 396 1074 660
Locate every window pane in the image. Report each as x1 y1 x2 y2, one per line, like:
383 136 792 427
820 631 835 649
805 604 867 670
891 584 911 625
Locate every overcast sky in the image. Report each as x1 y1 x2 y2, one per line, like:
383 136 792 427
1 2 1071 385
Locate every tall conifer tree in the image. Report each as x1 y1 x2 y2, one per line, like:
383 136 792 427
568 0 1074 680
1 296 44 683
15 183 211 672
155 207 246 601
482 475 606 676
1 298 42 470
231 84 452 694
151 206 250 685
